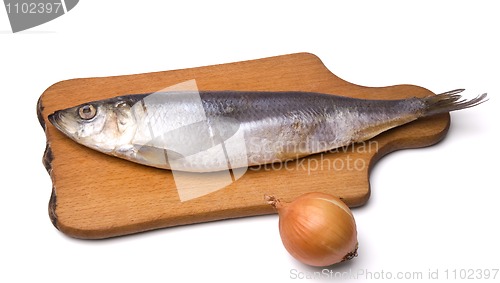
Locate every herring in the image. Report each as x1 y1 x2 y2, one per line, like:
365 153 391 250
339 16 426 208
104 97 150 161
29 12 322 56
48 90 487 172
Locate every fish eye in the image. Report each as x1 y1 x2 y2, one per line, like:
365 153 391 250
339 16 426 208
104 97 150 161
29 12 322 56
78 104 97 120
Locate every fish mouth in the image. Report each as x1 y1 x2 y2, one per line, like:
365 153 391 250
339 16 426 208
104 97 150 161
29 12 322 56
48 111 71 135
48 111 61 130
48 112 57 126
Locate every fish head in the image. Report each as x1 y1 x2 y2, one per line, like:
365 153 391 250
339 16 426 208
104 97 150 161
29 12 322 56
48 97 139 153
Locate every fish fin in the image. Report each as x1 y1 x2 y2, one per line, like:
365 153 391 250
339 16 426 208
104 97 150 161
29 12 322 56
423 89 488 117
133 145 184 168
351 115 418 143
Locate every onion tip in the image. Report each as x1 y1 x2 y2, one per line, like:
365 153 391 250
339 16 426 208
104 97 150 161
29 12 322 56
341 243 359 262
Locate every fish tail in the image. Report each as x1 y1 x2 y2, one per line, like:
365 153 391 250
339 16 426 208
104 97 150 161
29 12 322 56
422 89 488 117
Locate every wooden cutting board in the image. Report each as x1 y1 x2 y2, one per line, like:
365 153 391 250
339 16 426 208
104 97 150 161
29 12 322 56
37 53 449 239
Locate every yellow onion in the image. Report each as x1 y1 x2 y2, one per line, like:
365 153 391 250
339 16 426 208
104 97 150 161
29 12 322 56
267 192 358 266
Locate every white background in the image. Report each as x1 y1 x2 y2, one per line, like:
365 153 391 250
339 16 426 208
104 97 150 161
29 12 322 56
1 1 499 282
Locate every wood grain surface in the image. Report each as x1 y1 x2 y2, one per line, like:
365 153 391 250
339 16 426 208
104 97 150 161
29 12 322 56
37 53 450 239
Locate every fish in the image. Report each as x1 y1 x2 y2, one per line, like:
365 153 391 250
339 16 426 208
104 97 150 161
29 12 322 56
48 89 487 172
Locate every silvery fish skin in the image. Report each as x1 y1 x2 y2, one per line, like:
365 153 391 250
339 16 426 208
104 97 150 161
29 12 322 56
48 90 486 172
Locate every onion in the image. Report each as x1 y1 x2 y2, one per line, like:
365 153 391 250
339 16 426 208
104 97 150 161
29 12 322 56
266 192 358 266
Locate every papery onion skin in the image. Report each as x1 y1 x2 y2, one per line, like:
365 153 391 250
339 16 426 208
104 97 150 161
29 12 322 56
268 192 358 267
